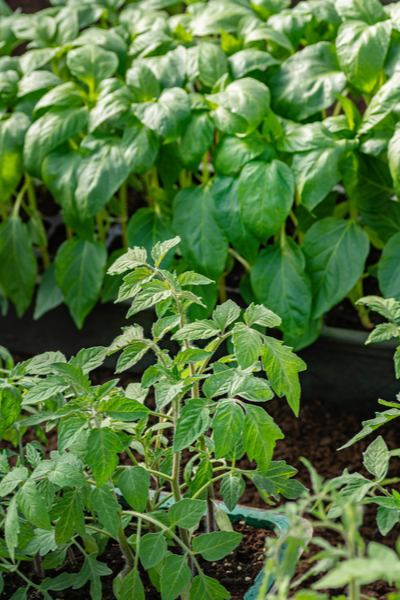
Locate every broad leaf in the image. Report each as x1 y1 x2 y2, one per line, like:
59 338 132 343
336 20 391 94
24 106 88 178
0 216 37 317
169 499 206 529
190 575 230 600
133 87 190 143
0 112 30 201
303 218 370 319
55 238 107 329
173 186 228 280
251 237 312 339
378 232 400 301
67 44 118 93
239 159 294 243
220 474 245 511
212 175 259 264
206 78 270 136
140 533 167 570
270 42 346 120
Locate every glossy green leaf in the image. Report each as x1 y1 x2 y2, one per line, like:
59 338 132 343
228 48 279 79
303 218 370 319
0 112 30 201
214 132 266 175
207 78 270 136
336 20 391 94
34 264 64 320
251 237 312 338
42 147 94 241
359 72 400 135
212 175 259 263
269 42 346 120
198 42 228 88
173 185 228 280
239 159 294 243
75 139 129 220
378 232 400 301
67 44 118 93
0 216 37 317
178 111 214 173
335 0 386 25
122 120 160 174
126 63 160 102
24 106 89 178
133 87 190 143
55 238 107 329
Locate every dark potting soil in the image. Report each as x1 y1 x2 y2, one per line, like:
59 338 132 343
2 521 274 600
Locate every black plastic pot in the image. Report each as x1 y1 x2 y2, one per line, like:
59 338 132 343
0 304 397 415
298 325 399 415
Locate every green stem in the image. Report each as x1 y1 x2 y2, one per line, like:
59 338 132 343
16 425 25 466
201 151 210 184
192 473 230 500
25 173 50 268
13 183 28 218
228 248 251 272
119 181 128 249
96 210 107 244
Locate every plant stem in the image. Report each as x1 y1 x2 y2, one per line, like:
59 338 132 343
96 210 107 244
119 180 128 249
218 274 227 304
228 248 251 272
13 183 28 218
25 173 50 268
201 151 210 184
16 425 25 466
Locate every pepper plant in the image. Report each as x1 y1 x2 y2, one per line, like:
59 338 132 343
4 0 400 349
0 237 306 599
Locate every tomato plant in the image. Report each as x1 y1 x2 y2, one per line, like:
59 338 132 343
1 0 400 349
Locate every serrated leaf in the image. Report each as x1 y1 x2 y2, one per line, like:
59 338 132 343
160 554 191 600
118 466 149 513
91 483 121 538
243 404 284 475
261 336 306 416
192 531 242 561
220 474 245 511
169 499 206 529
173 399 210 453
212 401 244 459
232 323 262 369
363 436 390 481
190 575 230 600
140 533 167 570
86 427 123 487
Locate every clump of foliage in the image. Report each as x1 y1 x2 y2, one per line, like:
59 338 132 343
0 238 306 599
257 461 400 600
2 0 400 347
